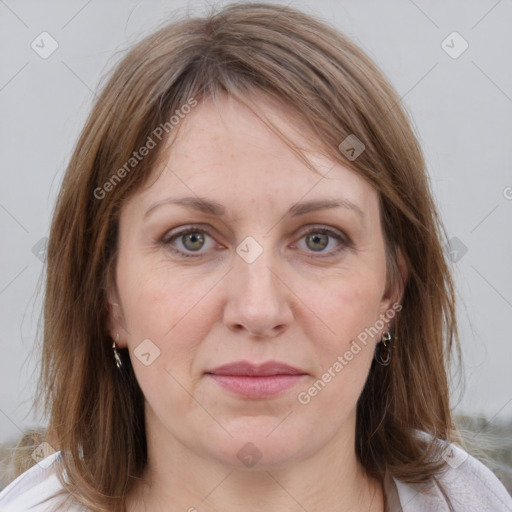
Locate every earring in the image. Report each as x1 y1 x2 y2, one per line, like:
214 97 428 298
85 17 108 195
112 333 122 369
374 329 393 366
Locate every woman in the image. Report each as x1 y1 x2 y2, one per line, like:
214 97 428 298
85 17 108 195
1 2 510 511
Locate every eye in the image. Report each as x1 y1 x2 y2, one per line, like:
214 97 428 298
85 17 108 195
293 226 349 256
160 224 351 259
161 226 217 258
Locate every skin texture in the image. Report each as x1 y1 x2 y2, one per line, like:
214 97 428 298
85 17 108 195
108 93 403 512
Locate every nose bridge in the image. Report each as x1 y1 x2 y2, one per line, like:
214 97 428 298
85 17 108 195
234 234 281 302
223 234 292 337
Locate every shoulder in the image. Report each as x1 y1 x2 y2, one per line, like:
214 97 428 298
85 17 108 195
0 451 87 512
392 438 512 512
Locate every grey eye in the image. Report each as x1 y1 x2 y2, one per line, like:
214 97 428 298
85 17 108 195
181 232 205 251
305 232 329 251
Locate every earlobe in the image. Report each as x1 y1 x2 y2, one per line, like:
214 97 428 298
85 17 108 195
107 301 129 348
394 246 408 303
106 284 128 347
106 299 120 337
381 245 408 313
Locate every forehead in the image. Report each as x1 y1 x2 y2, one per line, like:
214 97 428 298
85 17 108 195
124 94 379 222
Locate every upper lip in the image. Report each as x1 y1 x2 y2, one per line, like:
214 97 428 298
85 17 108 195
206 361 306 376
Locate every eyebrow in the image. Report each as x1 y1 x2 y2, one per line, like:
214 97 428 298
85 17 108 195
143 196 364 220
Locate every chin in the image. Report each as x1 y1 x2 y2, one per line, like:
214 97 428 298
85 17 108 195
194 419 308 470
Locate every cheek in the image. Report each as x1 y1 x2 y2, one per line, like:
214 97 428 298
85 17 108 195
116 260 216 411
295 268 385 409
295 288 380 419
118 255 219 341
308 270 385 354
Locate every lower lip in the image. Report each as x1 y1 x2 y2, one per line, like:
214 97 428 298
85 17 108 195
207 374 306 398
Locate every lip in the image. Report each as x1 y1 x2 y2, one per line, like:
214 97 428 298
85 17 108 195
205 361 307 399
206 360 306 376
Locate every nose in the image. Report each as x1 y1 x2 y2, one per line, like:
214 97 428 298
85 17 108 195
223 243 294 338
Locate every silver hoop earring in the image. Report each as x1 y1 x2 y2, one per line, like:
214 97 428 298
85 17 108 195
113 333 122 369
374 329 393 366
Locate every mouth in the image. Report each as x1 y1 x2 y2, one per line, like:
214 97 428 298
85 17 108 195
204 361 307 399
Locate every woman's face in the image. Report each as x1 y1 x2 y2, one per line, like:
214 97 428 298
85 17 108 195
109 93 400 470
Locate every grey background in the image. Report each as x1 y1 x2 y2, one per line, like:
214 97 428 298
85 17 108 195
1 0 511 445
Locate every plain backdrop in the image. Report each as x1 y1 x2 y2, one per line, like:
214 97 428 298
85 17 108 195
0 0 511 446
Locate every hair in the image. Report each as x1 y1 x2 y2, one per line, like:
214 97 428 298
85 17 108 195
29 2 461 510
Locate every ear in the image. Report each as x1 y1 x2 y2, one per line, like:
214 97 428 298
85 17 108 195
380 245 408 320
106 284 129 349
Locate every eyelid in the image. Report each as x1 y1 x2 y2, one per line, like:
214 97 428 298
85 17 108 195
291 225 352 256
160 224 220 258
160 223 351 258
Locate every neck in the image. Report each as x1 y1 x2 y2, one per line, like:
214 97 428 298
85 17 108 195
126 410 384 512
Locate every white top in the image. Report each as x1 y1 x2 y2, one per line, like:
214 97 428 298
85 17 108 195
0 443 511 511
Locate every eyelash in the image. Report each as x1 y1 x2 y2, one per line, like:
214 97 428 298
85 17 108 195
160 224 351 259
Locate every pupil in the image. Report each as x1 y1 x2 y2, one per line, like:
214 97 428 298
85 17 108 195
307 233 328 251
184 233 204 250
181 232 328 252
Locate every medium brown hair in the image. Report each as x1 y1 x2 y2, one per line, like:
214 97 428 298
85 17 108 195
33 2 460 510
